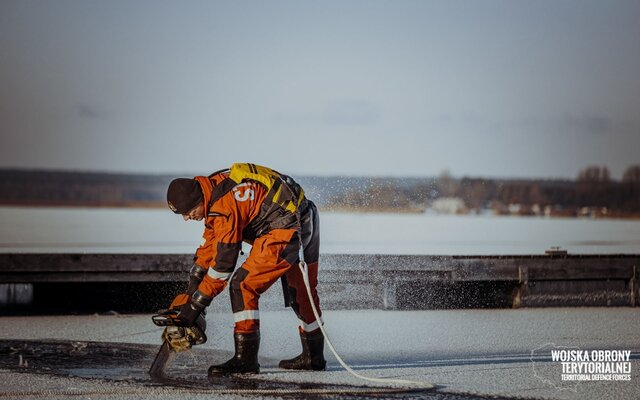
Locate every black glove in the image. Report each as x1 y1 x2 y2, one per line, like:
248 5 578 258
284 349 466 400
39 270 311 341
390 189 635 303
175 303 202 327
175 290 212 327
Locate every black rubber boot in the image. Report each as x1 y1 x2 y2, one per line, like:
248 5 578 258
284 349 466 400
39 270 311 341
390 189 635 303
208 331 260 376
279 330 326 371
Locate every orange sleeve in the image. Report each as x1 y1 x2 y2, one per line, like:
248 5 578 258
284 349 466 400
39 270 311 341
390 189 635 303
194 226 216 269
196 196 245 298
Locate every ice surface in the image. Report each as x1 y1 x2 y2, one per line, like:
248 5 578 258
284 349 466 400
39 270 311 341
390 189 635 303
1 308 638 399
1 206 639 398
1 206 639 254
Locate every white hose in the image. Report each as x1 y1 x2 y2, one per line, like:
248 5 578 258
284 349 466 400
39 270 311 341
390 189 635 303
297 260 435 389
285 179 434 389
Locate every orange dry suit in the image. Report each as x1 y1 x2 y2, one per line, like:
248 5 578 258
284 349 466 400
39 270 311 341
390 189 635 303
190 163 322 334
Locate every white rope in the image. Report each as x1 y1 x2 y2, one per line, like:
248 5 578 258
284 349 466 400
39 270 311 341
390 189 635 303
297 259 435 389
285 177 434 389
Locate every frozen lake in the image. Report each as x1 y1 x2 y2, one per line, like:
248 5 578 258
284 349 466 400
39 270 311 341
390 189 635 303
1 309 639 399
1 206 639 255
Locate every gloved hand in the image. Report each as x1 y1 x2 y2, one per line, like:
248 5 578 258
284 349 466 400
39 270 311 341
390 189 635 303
152 293 208 349
175 302 202 327
167 291 212 327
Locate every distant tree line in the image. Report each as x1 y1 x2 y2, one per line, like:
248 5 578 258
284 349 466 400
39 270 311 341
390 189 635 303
326 165 640 217
1 165 639 217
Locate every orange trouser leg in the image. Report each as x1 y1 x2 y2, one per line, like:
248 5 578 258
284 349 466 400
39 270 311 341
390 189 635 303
230 228 298 333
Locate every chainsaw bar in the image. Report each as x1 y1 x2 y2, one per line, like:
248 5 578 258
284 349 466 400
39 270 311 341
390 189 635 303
149 340 176 379
149 310 208 379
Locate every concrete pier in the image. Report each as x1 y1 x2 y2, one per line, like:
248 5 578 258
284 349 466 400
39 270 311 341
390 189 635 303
0 253 638 312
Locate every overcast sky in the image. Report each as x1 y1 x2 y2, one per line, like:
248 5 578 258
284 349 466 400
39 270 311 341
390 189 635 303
1 1 639 179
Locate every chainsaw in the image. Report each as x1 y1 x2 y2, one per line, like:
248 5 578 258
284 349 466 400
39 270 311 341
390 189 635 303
149 307 207 379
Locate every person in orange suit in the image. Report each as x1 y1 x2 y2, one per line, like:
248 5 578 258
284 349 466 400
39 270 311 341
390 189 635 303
166 163 325 376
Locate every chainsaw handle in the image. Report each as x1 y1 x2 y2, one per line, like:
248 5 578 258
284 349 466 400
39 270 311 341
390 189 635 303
152 310 179 327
